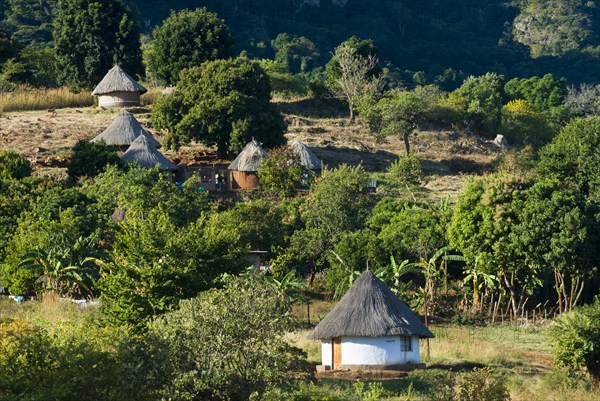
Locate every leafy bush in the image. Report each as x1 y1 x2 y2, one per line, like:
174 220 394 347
387 152 426 186
149 275 312 401
259 146 307 198
431 368 510 401
549 297 600 381
67 140 122 179
0 150 31 179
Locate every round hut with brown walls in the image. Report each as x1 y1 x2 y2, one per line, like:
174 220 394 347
227 140 269 189
120 135 178 172
91 110 160 152
308 271 434 372
91 65 147 108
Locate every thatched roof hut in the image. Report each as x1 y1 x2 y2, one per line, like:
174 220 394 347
120 135 178 172
91 110 160 150
308 271 433 371
227 140 269 189
290 140 321 170
91 65 147 108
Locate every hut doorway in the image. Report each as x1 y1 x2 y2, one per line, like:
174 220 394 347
333 337 342 370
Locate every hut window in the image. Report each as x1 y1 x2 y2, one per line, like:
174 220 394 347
400 336 412 352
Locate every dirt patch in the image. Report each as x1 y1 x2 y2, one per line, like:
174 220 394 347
316 369 409 380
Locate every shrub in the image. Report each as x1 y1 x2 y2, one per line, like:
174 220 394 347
387 152 426 186
67 140 122 178
0 150 31 179
549 297 600 381
259 146 307 198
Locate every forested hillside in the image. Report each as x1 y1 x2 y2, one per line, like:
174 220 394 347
3 0 600 85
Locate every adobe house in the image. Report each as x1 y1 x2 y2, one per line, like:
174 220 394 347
92 65 147 108
308 271 434 371
227 140 269 189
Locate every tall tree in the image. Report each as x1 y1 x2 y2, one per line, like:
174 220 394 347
53 0 143 89
151 58 286 157
146 7 234 86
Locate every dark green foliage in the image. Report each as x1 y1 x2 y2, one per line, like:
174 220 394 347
0 30 21 66
449 73 504 135
67 140 122 178
0 150 31 179
504 74 567 112
53 0 143 89
500 99 557 148
271 33 319 74
538 117 600 198
85 165 212 227
146 7 234 86
149 275 312 401
151 58 286 156
0 0 57 45
99 208 247 329
550 297 600 381
258 146 307 198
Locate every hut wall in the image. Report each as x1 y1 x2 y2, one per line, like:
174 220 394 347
232 170 259 189
321 340 333 367
98 92 141 108
339 335 420 367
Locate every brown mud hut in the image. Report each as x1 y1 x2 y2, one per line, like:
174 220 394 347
308 271 434 371
91 65 147 108
91 110 161 151
120 135 178 172
227 140 269 189
290 140 322 171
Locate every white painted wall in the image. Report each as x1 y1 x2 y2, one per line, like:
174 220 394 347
340 335 420 366
321 339 332 366
98 92 141 108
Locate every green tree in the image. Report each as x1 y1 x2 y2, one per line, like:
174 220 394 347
325 36 380 86
99 209 247 329
271 33 319 74
550 297 600 381
146 7 234 86
53 0 143 89
327 40 382 121
67 139 122 178
500 99 556 148
149 275 312 401
449 73 504 135
258 145 307 198
387 152 426 185
504 74 567 112
151 58 286 157
538 116 600 197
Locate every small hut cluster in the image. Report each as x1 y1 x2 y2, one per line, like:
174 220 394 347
89 66 177 172
227 139 322 189
309 271 433 371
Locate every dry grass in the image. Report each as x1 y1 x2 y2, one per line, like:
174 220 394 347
0 86 94 113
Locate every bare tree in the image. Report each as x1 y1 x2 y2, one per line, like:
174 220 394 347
565 83 600 116
333 44 382 122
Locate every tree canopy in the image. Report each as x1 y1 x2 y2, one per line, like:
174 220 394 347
146 7 235 86
53 0 143 89
151 58 287 156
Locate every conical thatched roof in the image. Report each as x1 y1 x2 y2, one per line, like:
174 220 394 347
227 140 269 172
120 135 177 171
92 65 147 96
290 140 321 170
91 110 161 148
308 271 434 340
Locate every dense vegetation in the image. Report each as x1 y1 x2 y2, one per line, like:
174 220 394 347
4 1 600 400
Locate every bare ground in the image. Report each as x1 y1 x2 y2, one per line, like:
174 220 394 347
0 101 502 200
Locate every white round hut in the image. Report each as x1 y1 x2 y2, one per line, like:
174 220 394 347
91 110 160 151
92 65 147 108
308 271 434 371
120 135 178 172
